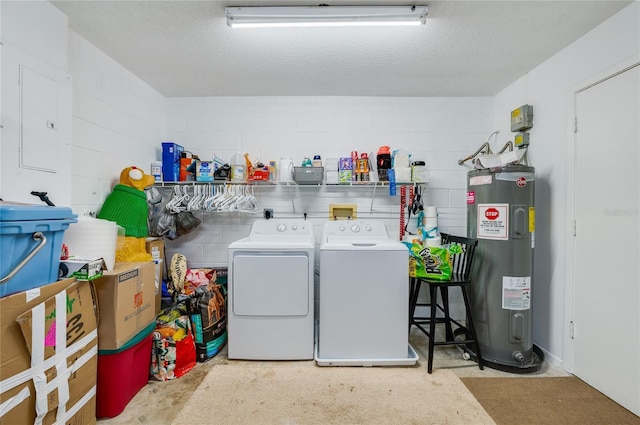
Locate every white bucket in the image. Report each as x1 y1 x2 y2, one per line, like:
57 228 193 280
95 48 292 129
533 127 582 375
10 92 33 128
62 216 118 271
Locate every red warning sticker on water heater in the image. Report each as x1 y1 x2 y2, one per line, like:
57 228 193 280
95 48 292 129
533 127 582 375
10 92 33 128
516 176 527 187
477 203 509 240
467 191 475 204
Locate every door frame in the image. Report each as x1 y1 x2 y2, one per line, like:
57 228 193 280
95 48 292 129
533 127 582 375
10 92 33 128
563 54 640 371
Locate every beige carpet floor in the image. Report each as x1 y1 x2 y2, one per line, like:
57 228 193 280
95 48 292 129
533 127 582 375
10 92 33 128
171 362 495 425
462 376 640 425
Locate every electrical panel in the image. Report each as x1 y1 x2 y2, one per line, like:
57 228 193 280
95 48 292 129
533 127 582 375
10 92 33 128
511 104 533 132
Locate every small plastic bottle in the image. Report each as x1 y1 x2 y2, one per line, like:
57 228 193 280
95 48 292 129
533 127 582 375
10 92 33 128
302 156 312 167
268 161 277 181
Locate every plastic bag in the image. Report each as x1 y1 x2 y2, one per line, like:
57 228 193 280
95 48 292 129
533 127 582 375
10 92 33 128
151 303 196 381
148 192 177 237
172 211 201 239
404 242 452 281
186 269 228 362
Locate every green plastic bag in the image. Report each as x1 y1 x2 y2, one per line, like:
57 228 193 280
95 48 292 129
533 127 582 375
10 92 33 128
403 242 452 281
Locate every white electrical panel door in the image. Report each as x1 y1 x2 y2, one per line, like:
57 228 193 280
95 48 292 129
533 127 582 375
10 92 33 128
232 253 309 316
20 65 59 172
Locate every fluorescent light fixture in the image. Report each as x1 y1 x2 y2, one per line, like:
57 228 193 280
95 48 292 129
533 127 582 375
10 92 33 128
225 5 428 28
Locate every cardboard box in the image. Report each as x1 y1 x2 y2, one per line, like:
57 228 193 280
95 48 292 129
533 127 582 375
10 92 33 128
145 238 166 277
161 142 184 182
61 257 107 281
151 259 163 315
0 278 98 425
93 262 156 350
145 238 166 314
195 160 214 182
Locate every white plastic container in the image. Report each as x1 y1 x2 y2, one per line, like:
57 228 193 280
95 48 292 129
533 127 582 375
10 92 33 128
412 161 429 183
394 167 412 183
150 161 162 182
230 153 246 182
278 157 294 182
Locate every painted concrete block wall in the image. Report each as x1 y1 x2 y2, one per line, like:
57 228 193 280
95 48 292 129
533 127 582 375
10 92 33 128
164 96 493 265
68 31 167 216
492 1 640 366
0 1 72 205
1 1 67 72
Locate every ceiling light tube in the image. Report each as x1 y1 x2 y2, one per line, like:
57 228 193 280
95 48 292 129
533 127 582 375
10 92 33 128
225 6 429 28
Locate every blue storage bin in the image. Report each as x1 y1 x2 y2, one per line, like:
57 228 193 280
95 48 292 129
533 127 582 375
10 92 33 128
0 203 77 297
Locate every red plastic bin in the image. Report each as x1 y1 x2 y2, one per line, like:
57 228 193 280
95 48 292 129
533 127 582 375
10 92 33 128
96 324 154 418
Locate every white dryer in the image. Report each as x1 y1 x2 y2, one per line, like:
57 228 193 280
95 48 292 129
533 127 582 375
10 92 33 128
228 219 315 360
316 220 418 366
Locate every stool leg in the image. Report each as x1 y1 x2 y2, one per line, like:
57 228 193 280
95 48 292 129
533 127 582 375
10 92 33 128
428 283 437 374
409 278 420 333
440 286 454 341
461 286 483 370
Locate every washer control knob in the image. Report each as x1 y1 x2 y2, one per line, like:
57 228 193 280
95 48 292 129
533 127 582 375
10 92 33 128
365 225 372 232
291 224 298 230
351 225 360 233
339 225 346 231
277 224 286 232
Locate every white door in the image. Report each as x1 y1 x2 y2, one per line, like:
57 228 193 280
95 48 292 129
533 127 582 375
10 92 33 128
573 63 639 415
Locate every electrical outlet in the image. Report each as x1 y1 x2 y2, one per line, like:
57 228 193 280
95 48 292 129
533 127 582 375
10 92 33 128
263 209 274 219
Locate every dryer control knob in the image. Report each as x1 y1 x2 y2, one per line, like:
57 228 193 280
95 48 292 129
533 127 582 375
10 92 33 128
291 224 298 230
351 225 360 233
339 225 345 231
365 225 372 232
277 224 286 232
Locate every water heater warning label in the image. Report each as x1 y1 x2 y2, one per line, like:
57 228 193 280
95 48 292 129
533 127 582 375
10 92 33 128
502 276 531 310
477 203 509 240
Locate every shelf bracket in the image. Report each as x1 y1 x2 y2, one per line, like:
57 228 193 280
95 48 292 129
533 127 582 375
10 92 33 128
291 184 296 213
370 183 378 212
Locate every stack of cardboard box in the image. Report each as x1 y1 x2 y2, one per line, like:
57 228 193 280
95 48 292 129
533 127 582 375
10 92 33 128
1 259 162 423
0 278 99 425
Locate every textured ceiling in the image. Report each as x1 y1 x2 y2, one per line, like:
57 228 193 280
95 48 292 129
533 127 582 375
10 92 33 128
51 0 632 97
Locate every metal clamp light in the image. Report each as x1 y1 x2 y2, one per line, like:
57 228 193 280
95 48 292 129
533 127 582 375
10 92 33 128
225 5 428 28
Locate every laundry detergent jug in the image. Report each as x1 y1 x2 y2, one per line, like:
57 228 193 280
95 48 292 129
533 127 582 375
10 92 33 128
279 157 294 182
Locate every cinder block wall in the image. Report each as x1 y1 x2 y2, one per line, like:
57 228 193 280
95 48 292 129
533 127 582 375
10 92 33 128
164 96 493 267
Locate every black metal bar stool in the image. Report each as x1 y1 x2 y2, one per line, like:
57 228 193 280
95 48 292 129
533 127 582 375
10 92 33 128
409 233 484 374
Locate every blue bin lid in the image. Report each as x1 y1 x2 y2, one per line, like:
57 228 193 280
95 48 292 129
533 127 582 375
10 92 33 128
0 202 77 222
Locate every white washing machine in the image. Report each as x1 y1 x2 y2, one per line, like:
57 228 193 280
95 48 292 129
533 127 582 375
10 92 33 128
227 218 315 360
316 220 418 366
